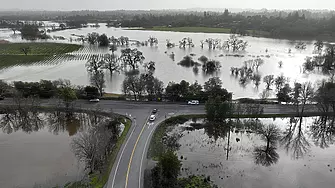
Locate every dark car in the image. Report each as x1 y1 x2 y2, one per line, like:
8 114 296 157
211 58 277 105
0 96 4 100
152 109 158 114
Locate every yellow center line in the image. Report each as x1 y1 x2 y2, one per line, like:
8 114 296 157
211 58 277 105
125 115 149 188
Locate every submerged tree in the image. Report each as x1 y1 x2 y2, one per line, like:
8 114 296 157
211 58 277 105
275 75 288 92
86 55 104 74
148 36 158 46
314 40 324 54
295 42 307 50
144 61 156 73
263 75 275 90
178 55 199 67
87 32 99 45
202 60 221 74
121 48 145 70
97 33 109 47
102 54 120 76
223 35 248 52
166 39 175 48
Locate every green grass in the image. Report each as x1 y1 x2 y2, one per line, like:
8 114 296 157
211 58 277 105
90 117 132 188
0 43 81 55
0 43 81 69
128 26 232 34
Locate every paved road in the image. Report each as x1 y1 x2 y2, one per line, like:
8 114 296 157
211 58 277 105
0 99 323 188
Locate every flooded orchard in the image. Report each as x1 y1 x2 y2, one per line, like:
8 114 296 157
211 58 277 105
0 107 123 188
0 24 327 98
164 117 335 188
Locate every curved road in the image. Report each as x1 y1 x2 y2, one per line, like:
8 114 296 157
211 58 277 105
0 99 321 188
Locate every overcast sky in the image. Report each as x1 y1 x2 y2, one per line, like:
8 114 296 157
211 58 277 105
2 0 334 11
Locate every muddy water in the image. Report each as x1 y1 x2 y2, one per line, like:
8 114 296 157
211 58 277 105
169 117 335 188
0 111 107 188
0 24 327 99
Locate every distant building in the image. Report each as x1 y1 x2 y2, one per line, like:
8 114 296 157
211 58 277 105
0 40 10 44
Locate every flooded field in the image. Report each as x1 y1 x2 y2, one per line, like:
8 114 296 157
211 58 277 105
0 109 117 188
166 117 335 188
0 24 326 99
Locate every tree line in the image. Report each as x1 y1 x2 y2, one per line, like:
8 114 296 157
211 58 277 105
120 10 335 39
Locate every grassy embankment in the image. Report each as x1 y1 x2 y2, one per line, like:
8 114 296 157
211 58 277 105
0 43 81 69
127 26 271 36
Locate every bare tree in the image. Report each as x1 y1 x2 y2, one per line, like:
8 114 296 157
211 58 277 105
275 75 287 91
86 55 104 74
254 58 264 71
292 82 314 115
103 54 120 76
122 74 146 101
263 75 275 90
90 70 106 97
121 48 145 70
71 119 120 174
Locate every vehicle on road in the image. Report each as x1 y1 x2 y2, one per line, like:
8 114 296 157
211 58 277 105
152 109 158 114
149 115 156 121
188 100 199 105
0 96 4 100
89 98 100 102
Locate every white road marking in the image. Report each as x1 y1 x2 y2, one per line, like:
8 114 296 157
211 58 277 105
139 123 157 188
111 119 137 188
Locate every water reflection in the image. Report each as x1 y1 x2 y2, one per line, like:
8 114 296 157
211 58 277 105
0 108 44 134
280 117 310 159
253 124 280 166
253 146 279 166
310 116 335 149
0 107 106 136
171 117 335 188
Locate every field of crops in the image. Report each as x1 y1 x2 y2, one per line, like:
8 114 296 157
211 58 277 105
0 43 83 69
0 43 82 55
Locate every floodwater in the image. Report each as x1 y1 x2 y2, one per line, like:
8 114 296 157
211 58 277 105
0 111 108 188
168 117 335 188
0 23 328 98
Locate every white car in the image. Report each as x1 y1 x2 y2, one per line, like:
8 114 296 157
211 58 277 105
188 100 199 105
149 115 156 121
89 98 100 102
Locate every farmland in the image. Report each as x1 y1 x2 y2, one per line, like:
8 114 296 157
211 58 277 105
0 43 82 69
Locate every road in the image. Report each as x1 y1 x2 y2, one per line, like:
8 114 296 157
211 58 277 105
0 99 323 188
